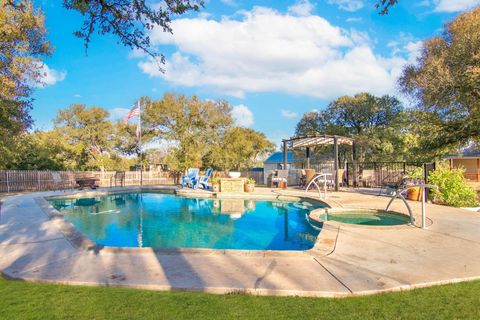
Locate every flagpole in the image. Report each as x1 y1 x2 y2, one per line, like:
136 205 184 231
137 100 143 247
138 100 143 189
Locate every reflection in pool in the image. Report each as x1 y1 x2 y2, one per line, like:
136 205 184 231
48 192 325 250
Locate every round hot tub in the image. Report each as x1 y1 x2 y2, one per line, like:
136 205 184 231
310 208 410 227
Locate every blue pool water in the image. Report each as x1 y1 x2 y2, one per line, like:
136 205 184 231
48 192 324 250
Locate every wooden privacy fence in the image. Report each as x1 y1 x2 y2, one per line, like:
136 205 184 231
0 170 175 193
87 171 175 187
0 171 77 192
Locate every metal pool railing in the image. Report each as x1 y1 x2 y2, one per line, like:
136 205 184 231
385 184 439 228
305 173 333 199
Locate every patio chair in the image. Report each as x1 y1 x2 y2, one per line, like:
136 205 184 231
318 171 335 189
298 169 307 187
110 171 125 187
52 172 65 191
360 169 375 187
271 169 288 188
181 168 200 189
378 172 406 196
198 168 213 190
338 169 346 187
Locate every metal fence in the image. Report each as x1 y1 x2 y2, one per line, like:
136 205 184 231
0 162 429 193
0 170 175 193
247 161 424 187
346 162 424 187
240 170 264 185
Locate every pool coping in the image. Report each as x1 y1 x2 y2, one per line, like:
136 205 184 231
36 187 338 258
3 186 480 298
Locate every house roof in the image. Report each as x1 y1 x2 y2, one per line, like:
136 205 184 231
264 152 295 164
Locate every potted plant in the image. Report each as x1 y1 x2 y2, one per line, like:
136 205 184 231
405 168 424 201
212 177 220 192
244 178 255 192
228 171 241 178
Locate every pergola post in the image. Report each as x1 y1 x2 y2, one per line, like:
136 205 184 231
282 140 288 170
306 147 310 169
334 136 339 192
352 141 357 187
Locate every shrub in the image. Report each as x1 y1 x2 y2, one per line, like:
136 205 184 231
406 167 424 184
428 166 478 207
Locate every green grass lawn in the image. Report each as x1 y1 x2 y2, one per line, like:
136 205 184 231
1 276 479 319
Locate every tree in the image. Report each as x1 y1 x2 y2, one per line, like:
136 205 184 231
6 131 73 170
54 104 115 170
400 7 480 152
143 93 275 172
143 93 233 171
0 1 52 167
375 0 398 14
205 127 275 171
294 93 406 162
1 1 52 102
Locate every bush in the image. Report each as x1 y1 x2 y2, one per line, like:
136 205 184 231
428 166 478 207
406 167 424 184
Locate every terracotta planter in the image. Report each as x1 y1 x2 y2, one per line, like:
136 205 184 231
212 184 220 192
244 184 254 192
407 186 421 201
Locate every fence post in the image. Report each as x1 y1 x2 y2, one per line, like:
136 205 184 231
37 171 40 191
6 171 9 193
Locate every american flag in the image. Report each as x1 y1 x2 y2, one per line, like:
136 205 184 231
124 103 140 124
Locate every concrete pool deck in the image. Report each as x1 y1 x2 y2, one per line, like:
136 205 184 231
1 186 479 297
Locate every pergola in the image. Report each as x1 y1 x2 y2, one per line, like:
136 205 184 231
282 134 356 191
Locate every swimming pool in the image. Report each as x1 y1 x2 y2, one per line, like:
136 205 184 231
48 192 325 251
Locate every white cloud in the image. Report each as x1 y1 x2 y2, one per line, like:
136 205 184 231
434 0 480 12
37 64 66 87
139 6 411 99
288 0 315 16
231 104 254 127
387 33 423 64
73 94 82 98
281 109 298 119
346 17 362 22
404 41 423 63
109 107 130 122
328 0 364 12
128 47 148 59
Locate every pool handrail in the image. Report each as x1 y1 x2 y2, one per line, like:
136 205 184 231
305 173 333 199
385 184 439 228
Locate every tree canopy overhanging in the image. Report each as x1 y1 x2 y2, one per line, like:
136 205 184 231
399 6 480 151
5 0 203 63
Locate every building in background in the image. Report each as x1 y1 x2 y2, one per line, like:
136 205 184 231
444 151 480 182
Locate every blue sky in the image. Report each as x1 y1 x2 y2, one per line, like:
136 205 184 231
32 0 479 147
